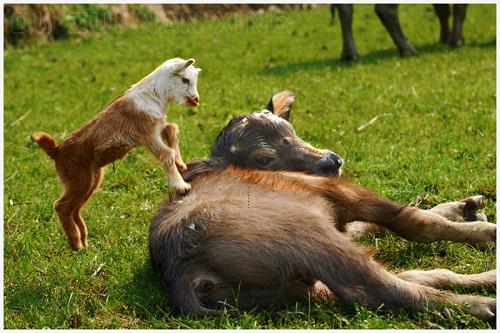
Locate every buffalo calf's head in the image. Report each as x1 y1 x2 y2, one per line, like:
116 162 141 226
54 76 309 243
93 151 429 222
183 91 343 181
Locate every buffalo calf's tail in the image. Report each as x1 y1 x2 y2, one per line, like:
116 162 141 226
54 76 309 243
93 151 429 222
32 131 58 160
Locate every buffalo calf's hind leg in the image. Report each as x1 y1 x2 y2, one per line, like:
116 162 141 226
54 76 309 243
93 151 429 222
308 244 496 321
398 269 496 291
201 226 495 320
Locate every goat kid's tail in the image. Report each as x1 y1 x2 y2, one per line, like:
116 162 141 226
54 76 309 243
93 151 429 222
31 132 58 160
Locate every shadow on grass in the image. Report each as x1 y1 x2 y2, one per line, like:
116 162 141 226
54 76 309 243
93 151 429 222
262 39 496 76
119 262 173 323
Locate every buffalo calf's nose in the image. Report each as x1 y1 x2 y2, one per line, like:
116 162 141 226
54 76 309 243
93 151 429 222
326 152 343 168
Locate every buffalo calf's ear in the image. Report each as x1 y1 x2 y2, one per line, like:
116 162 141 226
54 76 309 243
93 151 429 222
266 90 296 121
181 158 226 182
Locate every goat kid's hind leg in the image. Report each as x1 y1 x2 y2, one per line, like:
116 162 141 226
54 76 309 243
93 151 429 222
72 168 104 248
141 133 190 193
55 191 82 250
397 269 496 291
161 123 187 172
54 175 94 250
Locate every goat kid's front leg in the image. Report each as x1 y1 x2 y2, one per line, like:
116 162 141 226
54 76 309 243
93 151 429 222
161 123 187 172
141 133 191 193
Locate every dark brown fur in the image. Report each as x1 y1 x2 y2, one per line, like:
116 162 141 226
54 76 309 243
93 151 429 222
149 168 495 319
149 91 495 320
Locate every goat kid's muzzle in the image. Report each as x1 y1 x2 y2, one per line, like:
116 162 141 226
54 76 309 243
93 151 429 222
186 95 200 107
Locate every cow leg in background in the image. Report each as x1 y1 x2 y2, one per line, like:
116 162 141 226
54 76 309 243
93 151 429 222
433 4 451 44
335 4 359 61
374 4 417 57
449 4 467 47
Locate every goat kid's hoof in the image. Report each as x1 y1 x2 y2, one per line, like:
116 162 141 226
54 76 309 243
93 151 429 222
175 160 188 172
69 239 85 251
171 180 191 194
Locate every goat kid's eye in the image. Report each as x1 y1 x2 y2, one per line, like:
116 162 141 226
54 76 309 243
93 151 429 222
182 78 190 85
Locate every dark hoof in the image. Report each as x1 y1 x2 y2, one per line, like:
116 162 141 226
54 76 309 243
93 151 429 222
448 37 465 48
399 46 418 57
340 52 359 61
439 36 450 44
460 195 487 222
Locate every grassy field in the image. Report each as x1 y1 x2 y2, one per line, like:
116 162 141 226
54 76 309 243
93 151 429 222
3 4 496 329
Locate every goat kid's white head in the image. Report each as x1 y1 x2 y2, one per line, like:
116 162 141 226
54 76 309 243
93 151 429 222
160 58 201 107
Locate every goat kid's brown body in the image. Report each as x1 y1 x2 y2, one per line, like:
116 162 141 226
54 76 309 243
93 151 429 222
149 167 495 319
34 96 183 250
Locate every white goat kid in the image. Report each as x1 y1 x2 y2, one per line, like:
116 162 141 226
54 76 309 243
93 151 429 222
32 57 202 250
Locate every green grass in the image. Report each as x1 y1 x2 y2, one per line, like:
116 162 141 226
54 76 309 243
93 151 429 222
4 4 496 329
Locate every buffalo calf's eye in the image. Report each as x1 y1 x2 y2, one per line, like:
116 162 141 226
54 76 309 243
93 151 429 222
256 156 272 167
182 78 190 85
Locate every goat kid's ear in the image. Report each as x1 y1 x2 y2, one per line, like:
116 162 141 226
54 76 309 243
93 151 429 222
265 90 296 121
174 58 195 74
181 158 226 182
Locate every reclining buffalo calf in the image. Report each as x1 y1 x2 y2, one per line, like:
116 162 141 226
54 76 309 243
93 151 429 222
149 91 495 320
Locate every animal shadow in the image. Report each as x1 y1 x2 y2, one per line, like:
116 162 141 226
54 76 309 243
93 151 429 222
262 39 495 76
